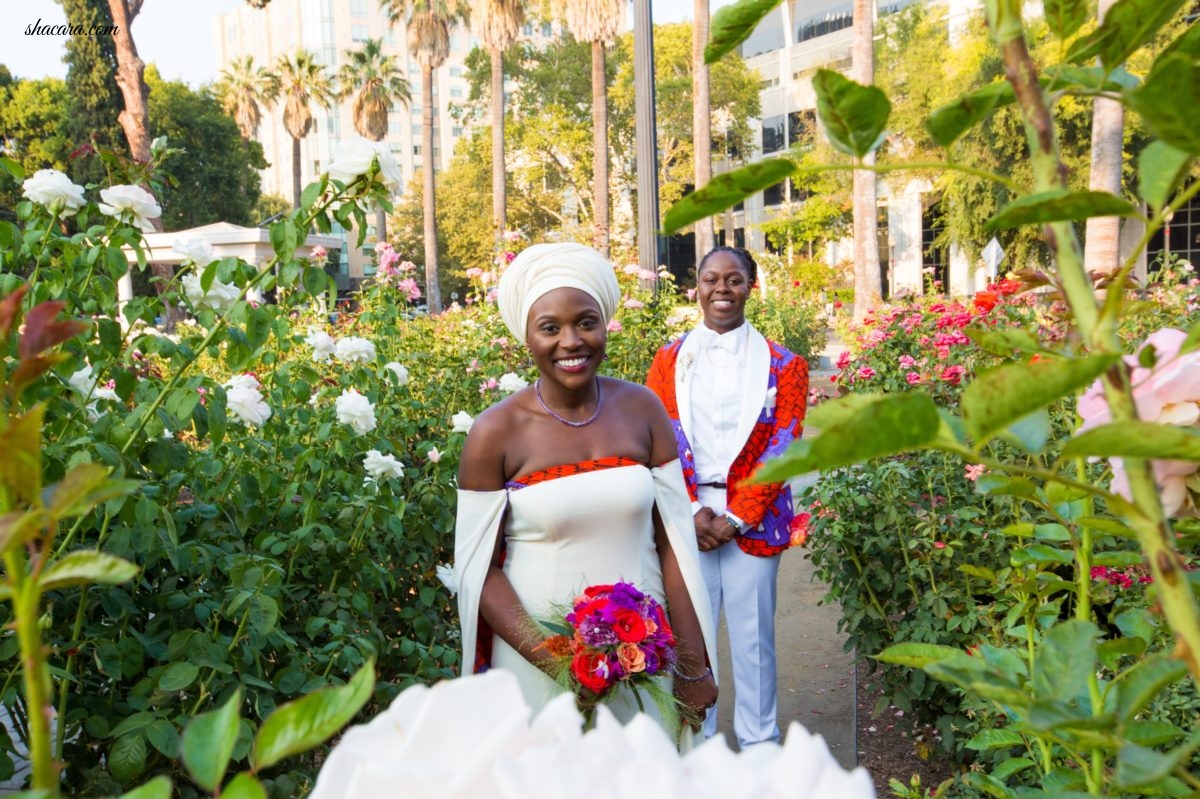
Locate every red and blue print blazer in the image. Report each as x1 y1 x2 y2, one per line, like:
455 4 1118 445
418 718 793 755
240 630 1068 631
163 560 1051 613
646 326 809 557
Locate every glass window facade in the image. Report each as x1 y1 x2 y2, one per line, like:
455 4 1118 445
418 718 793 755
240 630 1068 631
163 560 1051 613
761 115 785 154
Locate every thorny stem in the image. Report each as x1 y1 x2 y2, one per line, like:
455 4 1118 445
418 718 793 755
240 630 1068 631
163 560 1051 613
995 4 1200 684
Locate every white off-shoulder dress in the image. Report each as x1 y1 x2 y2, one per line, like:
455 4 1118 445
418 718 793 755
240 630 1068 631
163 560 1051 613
454 458 716 731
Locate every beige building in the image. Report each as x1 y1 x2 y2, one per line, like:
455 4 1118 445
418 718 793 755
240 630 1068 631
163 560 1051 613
215 0 557 289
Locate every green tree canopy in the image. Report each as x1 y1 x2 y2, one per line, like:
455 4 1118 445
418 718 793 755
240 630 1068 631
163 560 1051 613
145 68 268 231
60 0 125 188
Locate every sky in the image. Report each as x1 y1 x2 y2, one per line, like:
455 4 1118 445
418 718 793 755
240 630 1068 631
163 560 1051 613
1 0 715 87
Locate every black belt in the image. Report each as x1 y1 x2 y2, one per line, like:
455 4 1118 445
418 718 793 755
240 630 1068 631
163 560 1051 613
697 481 727 489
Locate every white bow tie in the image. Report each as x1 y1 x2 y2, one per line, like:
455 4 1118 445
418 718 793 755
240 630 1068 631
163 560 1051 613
706 334 738 355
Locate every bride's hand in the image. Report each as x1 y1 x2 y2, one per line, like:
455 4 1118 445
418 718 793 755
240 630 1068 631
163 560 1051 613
674 670 717 727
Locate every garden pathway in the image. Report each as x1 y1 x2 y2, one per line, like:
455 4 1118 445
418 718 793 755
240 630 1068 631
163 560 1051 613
709 329 858 768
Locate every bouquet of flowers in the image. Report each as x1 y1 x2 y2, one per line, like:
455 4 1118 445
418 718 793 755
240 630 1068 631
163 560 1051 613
536 582 687 728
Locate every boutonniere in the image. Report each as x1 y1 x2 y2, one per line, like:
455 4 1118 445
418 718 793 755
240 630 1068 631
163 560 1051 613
678 351 695 383
763 386 777 417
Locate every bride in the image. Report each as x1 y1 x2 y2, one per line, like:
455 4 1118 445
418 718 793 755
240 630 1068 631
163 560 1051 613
453 242 717 738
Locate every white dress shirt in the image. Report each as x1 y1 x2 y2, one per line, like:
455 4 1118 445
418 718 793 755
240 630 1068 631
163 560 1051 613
690 322 750 520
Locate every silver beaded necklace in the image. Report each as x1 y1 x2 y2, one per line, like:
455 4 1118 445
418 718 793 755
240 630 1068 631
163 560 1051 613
534 377 603 428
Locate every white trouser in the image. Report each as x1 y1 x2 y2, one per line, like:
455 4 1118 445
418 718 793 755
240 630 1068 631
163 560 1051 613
697 486 782 748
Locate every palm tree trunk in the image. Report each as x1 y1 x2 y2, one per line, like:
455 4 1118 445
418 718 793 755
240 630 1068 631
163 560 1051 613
422 64 442 313
491 47 507 250
292 136 302 210
591 40 610 259
851 0 881 320
1083 0 1123 276
693 0 714 262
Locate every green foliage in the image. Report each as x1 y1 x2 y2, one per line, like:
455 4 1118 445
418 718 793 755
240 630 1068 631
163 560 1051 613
60 0 125 189
144 68 268 231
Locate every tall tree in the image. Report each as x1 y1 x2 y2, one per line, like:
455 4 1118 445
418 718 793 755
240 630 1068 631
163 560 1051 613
215 55 280 140
468 0 525 250
850 0 881 319
337 37 412 242
60 0 124 187
105 1 154 171
381 0 460 313
558 0 625 258
1083 0 1124 276
273 50 335 210
692 0 714 261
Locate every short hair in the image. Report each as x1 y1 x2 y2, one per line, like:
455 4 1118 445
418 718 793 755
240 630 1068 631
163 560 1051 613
697 246 757 286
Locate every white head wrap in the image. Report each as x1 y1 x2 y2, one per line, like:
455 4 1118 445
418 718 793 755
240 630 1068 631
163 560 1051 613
497 242 621 344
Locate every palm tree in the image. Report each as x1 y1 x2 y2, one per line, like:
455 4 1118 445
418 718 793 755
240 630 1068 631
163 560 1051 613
851 0 881 320
558 0 624 258
469 0 525 251
338 38 413 243
381 0 461 314
1083 0 1123 276
274 50 335 209
693 0 714 260
216 55 280 140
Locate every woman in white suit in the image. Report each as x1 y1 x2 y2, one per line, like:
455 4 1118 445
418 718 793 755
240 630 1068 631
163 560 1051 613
646 247 809 747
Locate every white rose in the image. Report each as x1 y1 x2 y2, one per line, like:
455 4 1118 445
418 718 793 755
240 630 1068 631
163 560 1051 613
306 328 337 362
335 388 377 435
435 562 456 594
224 378 271 427
172 237 216 268
451 411 474 434
372 144 403 192
335 336 376 365
225 373 260 391
362 449 405 480
22 169 86 216
326 138 377 186
498 372 528 394
182 272 241 310
426 447 442 464
383 361 410 386
97 184 161 233
67 364 97 397
310 671 876 798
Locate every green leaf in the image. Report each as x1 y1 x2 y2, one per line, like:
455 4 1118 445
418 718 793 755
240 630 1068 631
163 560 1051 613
0 406 44 505
145 719 180 758
1033 523 1071 542
158 662 200 692
49 463 137 518
1011 544 1074 566
40 551 139 591
875 642 963 668
270 219 300 261
1092 550 1146 567
925 81 1014 148
1044 0 1089 41
182 689 242 792
1062 421 1200 461
1115 608 1159 645
993 757 1036 781
245 306 272 353
756 393 940 480
705 0 781 63
116 776 171 799
1003 409 1052 454
1114 655 1188 723
966 728 1025 751
813 69 891 158
1067 0 1188 67
302 265 330 298
1078 516 1136 538
110 735 148 785
0 510 48 558
987 189 1138 230
1127 54 1200 156
221 773 268 799
1138 141 1192 214
1115 742 1189 790
0 157 25 181
662 158 795 234
1033 620 1098 703
1125 720 1185 747
962 354 1118 443
252 659 374 770
967 327 1046 357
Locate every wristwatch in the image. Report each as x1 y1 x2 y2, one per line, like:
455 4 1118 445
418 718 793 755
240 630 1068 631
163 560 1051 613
723 512 743 533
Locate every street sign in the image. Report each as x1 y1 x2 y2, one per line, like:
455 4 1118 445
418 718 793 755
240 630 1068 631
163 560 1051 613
982 237 1005 274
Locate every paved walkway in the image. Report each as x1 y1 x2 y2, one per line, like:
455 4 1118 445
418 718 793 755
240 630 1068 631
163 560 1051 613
709 330 857 769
